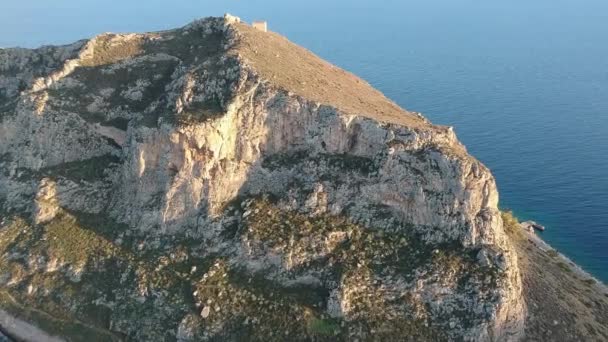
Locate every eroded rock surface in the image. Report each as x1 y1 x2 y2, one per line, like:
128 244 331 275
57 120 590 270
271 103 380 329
0 16 525 341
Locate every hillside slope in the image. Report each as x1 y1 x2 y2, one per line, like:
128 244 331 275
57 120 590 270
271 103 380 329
501 214 608 341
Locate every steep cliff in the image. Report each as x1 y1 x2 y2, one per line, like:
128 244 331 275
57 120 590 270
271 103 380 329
0 15 528 341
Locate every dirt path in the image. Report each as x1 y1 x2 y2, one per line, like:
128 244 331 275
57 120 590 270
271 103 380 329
0 309 64 342
0 291 119 342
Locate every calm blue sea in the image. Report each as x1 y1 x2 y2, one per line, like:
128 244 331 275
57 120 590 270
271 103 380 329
1 0 607 282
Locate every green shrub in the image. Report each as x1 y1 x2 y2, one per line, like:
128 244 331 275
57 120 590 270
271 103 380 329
582 278 596 286
307 317 340 336
556 262 571 273
501 211 523 239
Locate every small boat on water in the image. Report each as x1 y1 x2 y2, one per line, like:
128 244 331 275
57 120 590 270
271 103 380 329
521 220 546 232
531 222 545 231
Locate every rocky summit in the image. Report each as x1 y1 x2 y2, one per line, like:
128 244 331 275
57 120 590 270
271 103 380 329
0 15 606 342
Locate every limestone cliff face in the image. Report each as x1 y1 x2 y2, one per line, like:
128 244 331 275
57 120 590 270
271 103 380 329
0 16 524 341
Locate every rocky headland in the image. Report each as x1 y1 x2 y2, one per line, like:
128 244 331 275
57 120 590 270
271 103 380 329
0 15 606 341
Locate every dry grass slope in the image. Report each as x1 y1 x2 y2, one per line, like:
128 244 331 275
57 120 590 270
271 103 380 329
503 213 608 342
231 22 429 129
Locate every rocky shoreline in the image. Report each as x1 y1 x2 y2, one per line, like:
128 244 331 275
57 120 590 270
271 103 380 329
520 223 608 294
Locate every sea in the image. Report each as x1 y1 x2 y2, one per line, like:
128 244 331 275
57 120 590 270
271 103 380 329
1 0 607 282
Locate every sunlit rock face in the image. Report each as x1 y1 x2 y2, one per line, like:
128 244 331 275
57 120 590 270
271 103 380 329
0 16 524 341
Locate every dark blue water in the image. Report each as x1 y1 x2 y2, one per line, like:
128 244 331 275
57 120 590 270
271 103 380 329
2 0 607 281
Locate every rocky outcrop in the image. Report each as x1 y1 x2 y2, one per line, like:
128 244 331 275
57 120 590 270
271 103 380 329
0 16 525 341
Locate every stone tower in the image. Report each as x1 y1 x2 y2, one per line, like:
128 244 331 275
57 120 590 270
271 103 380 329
252 21 267 32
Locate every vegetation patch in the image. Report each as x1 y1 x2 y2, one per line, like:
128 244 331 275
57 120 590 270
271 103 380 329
0 216 32 254
104 117 130 131
307 317 340 336
80 34 144 67
0 211 211 340
501 210 523 239
193 260 340 341
234 197 494 339
0 291 120 342
0 213 131 338
0 195 501 341
241 197 481 279
174 97 225 125
41 154 121 183
556 262 572 273
0 97 19 122
262 151 378 176
582 278 596 286
43 212 123 267
48 57 179 129
143 28 225 65
261 150 309 169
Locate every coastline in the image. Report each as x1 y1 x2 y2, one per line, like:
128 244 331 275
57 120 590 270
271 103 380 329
511 218 608 341
522 227 608 293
